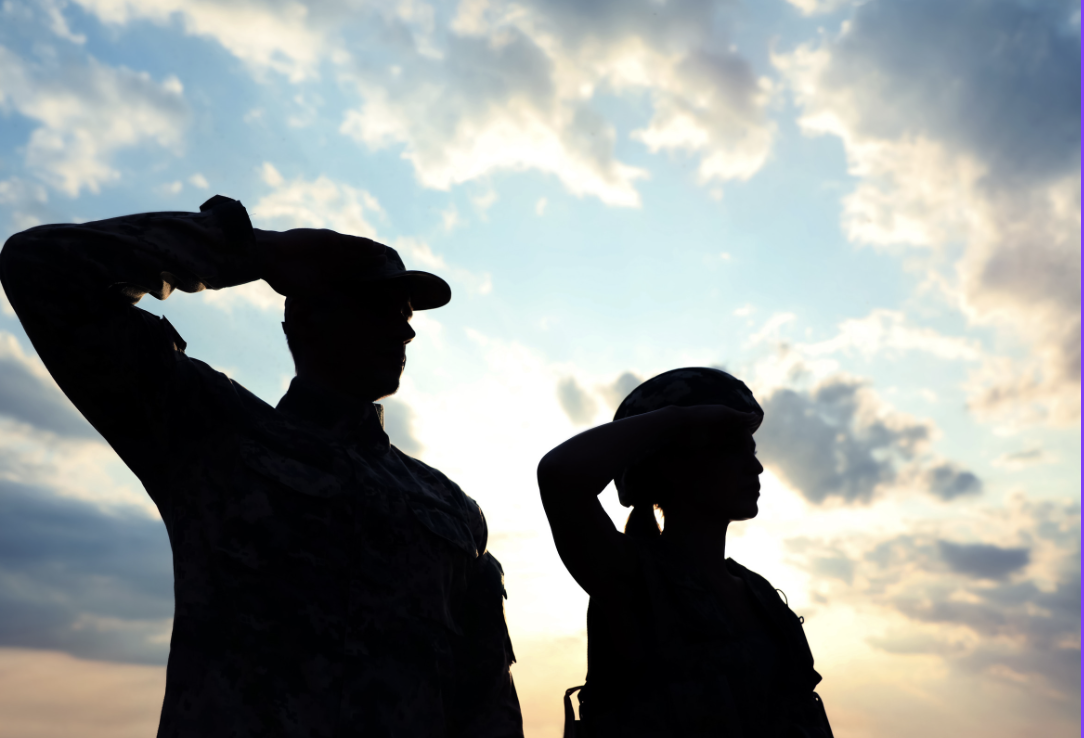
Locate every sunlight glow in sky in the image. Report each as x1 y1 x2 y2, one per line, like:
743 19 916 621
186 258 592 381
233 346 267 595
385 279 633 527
0 1 1079 736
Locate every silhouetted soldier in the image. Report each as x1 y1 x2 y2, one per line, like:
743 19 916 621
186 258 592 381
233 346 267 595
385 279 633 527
539 368 833 737
0 195 523 738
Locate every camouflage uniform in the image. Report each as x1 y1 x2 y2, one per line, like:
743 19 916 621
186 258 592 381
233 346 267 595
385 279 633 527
580 538 831 738
0 197 523 738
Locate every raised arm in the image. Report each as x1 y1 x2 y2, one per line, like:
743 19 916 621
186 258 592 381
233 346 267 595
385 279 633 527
0 195 383 491
538 405 755 596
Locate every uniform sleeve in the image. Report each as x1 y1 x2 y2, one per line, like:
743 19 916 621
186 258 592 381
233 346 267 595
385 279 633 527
449 552 524 738
0 195 261 490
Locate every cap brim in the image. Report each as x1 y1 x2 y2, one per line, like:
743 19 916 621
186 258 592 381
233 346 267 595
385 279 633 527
286 271 452 311
390 268 448 309
380 270 451 310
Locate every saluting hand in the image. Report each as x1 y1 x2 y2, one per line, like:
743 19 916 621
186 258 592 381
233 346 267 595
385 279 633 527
253 228 387 298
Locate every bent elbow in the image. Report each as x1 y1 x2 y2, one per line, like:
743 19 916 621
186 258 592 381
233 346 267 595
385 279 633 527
536 452 568 499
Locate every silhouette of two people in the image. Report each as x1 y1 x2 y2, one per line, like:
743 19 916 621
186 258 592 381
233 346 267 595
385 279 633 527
1 196 832 737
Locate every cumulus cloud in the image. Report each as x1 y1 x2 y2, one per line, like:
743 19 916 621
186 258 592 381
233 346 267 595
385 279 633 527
72 0 330 82
0 479 173 664
339 0 775 205
756 374 981 503
788 495 1079 700
775 0 1081 426
0 45 188 196
250 163 384 236
556 376 598 426
0 332 97 438
66 0 776 205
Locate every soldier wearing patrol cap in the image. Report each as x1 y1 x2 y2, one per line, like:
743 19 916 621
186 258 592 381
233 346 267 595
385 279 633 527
539 367 833 737
0 195 523 737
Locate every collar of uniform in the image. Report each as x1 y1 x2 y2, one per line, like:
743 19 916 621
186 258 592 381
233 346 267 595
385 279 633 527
276 376 389 452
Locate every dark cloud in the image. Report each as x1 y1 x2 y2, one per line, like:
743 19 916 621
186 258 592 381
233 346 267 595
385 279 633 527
826 0 1080 185
557 376 598 425
923 463 983 501
789 502 1079 699
0 333 98 438
756 376 972 504
937 540 1030 580
792 0 1081 424
0 480 173 664
518 0 723 49
381 396 424 457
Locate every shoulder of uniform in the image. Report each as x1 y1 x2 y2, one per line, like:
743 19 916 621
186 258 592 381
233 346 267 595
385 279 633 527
728 559 779 595
391 450 489 547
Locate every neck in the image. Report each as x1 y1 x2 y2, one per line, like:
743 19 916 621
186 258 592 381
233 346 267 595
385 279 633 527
295 366 380 404
661 508 730 571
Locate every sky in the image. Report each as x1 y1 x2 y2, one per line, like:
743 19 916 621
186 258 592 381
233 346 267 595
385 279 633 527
0 0 1079 736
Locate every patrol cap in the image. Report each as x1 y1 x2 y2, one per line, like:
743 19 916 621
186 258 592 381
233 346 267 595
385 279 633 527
613 367 764 506
286 243 451 312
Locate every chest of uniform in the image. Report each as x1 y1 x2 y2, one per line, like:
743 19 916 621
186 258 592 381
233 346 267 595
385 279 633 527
171 431 478 638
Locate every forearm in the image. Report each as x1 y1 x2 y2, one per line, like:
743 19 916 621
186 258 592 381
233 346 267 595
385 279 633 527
0 195 259 334
537 405 686 499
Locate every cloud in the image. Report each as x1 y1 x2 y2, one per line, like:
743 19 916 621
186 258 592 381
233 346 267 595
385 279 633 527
784 0 856 15
381 396 424 457
993 447 1050 470
0 45 188 196
787 495 1079 700
72 0 330 82
394 237 493 297
556 376 598 426
339 0 776 205
0 177 51 232
0 479 173 665
920 462 982 502
802 309 983 362
42 0 87 44
0 332 97 439
776 0 1081 426
251 164 383 236
756 374 982 504
937 541 1030 581
599 371 642 411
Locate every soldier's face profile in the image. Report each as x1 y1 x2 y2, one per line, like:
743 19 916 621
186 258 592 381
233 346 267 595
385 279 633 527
667 432 763 523
295 281 416 400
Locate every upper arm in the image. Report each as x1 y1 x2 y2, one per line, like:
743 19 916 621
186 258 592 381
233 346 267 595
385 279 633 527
0 227 218 487
538 463 636 597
